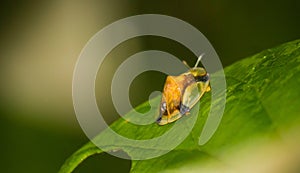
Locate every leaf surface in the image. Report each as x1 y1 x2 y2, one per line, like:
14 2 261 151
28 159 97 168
59 40 300 173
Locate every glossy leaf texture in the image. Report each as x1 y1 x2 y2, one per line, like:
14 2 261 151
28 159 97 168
59 39 300 173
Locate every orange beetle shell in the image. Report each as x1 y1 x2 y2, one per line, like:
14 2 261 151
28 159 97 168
156 67 210 125
161 74 195 117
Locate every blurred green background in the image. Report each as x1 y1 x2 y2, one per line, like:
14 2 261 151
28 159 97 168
0 0 299 172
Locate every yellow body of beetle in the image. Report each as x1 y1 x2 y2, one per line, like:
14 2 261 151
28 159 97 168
156 54 210 125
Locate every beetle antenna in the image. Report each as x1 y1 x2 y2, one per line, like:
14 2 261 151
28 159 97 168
182 60 191 68
194 53 205 68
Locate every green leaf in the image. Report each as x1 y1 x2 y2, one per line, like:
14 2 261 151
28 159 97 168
59 39 300 173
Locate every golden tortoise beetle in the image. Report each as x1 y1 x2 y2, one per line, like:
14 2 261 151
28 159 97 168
157 54 210 125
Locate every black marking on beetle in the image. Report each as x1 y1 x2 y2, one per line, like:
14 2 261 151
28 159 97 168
180 104 190 115
156 116 162 123
195 74 209 82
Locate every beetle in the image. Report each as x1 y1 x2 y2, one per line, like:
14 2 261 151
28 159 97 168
156 54 210 125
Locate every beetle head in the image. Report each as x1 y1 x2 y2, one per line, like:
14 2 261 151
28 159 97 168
189 67 207 77
189 67 209 82
188 54 209 82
